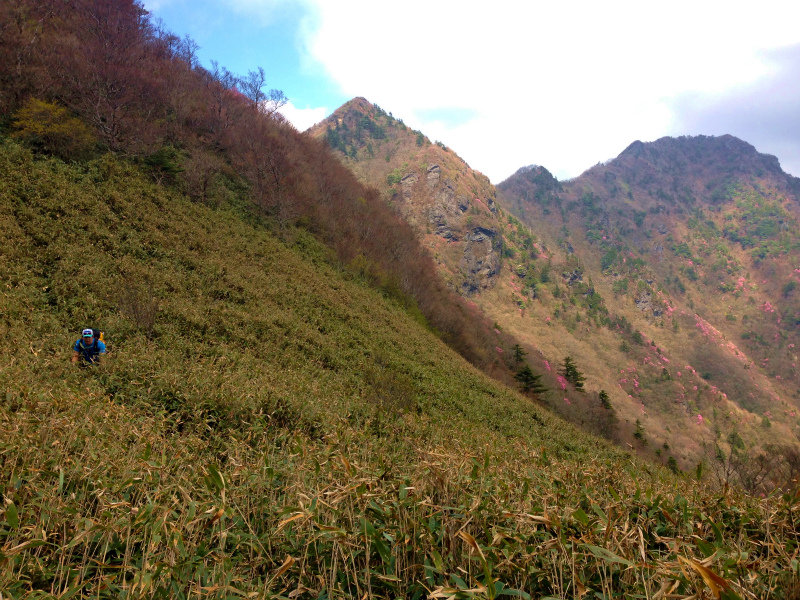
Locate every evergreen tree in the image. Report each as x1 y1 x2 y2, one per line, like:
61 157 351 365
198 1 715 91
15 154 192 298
514 365 548 395
559 356 586 391
512 344 527 367
598 390 612 409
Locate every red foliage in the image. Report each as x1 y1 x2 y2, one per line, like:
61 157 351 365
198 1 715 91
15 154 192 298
0 0 525 383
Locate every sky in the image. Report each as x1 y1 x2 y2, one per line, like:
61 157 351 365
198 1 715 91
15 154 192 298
143 0 800 184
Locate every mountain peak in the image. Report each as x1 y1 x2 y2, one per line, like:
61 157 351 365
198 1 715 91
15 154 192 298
308 98 503 295
616 134 785 180
339 96 373 112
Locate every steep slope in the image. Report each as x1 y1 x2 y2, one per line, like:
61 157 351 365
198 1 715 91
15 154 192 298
4 141 798 598
308 99 624 442
309 99 800 477
308 98 502 295
0 0 544 387
495 135 800 474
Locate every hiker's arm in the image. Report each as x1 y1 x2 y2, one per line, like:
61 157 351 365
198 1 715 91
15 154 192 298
72 351 79 363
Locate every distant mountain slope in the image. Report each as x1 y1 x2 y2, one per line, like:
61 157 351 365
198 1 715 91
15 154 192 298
308 98 502 295
496 134 800 471
311 97 800 475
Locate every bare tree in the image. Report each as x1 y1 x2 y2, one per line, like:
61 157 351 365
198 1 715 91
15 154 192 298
239 66 287 117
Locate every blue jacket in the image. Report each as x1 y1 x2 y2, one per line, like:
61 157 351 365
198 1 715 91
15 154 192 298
74 338 107 364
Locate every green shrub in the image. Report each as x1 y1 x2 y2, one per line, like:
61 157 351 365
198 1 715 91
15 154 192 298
11 98 96 160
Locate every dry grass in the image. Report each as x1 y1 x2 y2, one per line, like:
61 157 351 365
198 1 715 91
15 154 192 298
2 393 798 598
1 140 799 598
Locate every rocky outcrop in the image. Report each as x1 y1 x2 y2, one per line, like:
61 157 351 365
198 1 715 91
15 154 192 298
423 173 501 295
635 291 652 312
562 269 583 286
429 207 457 241
400 172 418 199
426 164 440 189
635 290 662 317
307 98 503 298
460 227 500 296
436 178 457 208
426 177 470 241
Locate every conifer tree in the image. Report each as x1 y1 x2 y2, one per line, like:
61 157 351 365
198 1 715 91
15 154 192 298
559 356 586 391
514 364 548 395
598 390 612 409
512 344 527 367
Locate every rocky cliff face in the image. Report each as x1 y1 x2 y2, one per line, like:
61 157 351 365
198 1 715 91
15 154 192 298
460 226 501 295
308 98 501 295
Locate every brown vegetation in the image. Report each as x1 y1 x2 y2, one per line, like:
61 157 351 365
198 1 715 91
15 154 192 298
0 0 530 391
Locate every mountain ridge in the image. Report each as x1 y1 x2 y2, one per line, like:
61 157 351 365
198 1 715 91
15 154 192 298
313 95 800 478
495 132 800 468
308 98 503 295
1 1 799 593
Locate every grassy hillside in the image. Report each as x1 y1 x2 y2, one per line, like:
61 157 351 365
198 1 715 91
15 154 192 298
1 141 798 598
0 0 525 388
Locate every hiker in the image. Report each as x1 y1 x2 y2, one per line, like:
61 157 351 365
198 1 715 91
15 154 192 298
72 328 106 366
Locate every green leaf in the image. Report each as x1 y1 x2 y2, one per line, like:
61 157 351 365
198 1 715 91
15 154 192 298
430 547 444 574
114 477 142 493
572 508 589 527
696 539 715 558
580 544 633 567
206 464 225 493
498 589 531 599
59 582 87 600
450 573 469 590
471 461 480 480
6 502 18 529
372 534 391 564
591 504 608 524
710 521 723 545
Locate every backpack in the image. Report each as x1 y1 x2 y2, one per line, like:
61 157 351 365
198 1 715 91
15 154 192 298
78 328 105 363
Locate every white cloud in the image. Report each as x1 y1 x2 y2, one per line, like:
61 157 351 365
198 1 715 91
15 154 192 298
279 101 329 131
296 0 800 183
